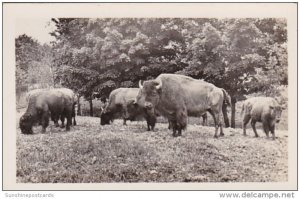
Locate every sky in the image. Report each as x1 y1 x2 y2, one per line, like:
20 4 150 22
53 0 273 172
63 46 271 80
15 18 56 44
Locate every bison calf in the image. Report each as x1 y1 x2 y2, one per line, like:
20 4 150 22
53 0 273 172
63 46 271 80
241 97 283 140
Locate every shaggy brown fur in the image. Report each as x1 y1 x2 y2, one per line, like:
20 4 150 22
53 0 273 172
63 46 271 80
19 88 75 134
100 88 155 131
241 97 282 139
137 74 231 137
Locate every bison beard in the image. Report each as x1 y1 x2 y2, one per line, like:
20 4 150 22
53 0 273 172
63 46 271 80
100 111 113 125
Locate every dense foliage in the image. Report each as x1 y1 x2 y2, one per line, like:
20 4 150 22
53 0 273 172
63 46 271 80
16 18 288 127
16 34 54 90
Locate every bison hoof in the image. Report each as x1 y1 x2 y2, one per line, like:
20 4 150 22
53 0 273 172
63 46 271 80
220 133 224 137
214 135 219 138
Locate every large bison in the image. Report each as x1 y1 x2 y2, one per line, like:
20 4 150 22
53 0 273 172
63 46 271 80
19 88 76 134
25 88 77 127
135 74 231 137
100 88 156 131
241 97 283 139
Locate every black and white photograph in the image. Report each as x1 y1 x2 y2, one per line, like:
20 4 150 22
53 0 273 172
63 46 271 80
2 3 297 191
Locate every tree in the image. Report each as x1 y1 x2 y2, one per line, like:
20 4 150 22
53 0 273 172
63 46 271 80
16 34 42 87
16 34 54 90
50 18 288 122
178 19 287 127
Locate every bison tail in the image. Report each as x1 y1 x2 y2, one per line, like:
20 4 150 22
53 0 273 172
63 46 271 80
222 89 231 107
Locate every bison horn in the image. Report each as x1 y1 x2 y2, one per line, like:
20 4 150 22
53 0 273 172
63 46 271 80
133 99 137 105
155 79 162 90
139 80 143 89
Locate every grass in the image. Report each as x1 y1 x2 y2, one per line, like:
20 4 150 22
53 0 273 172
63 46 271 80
16 112 288 183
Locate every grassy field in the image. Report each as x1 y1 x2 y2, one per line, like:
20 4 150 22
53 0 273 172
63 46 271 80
16 109 288 183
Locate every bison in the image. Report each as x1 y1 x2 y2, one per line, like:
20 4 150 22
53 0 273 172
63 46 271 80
241 97 283 139
135 74 231 137
19 88 76 134
25 88 77 127
100 88 156 130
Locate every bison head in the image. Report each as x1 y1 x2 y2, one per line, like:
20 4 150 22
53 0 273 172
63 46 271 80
136 79 162 117
270 105 283 123
125 99 141 121
100 110 113 125
19 114 34 134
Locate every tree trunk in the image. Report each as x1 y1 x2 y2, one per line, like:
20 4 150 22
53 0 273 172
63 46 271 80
89 98 93 116
231 98 237 128
50 64 55 88
77 96 81 116
222 104 230 128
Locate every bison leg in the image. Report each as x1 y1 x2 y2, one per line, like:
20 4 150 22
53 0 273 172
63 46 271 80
208 109 219 138
73 116 77 126
219 121 224 137
65 111 72 131
171 123 182 137
41 111 50 133
170 120 177 137
178 128 182 136
147 124 150 131
72 104 77 125
147 123 154 131
52 114 59 127
270 124 275 140
123 119 127 125
242 114 251 136
176 110 187 137
202 113 208 126
250 119 259 137
172 123 177 137
262 122 270 138
217 113 224 137
145 115 155 131
172 129 177 137
150 116 156 131
148 123 155 131
60 115 65 128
